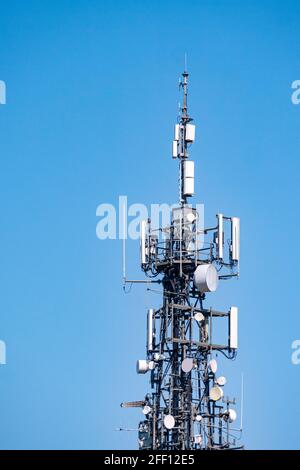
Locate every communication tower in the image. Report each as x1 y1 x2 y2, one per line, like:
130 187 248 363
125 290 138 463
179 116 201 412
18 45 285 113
121 70 242 450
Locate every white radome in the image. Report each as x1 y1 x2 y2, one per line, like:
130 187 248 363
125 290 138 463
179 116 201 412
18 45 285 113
164 414 175 430
136 359 149 374
181 357 194 373
216 376 227 386
208 358 218 374
136 359 155 374
186 211 196 223
194 312 204 322
142 405 151 415
193 264 218 293
227 408 237 423
209 385 224 402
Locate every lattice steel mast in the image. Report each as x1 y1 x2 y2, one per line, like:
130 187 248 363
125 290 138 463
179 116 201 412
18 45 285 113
121 70 242 450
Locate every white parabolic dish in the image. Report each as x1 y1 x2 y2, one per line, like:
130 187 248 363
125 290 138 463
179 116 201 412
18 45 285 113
208 358 218 374
228 409 237 423
216 376 227 386
209 386 224 401
164 414 175 430
193 264 218 292
142 405 151 415
181 357 194 373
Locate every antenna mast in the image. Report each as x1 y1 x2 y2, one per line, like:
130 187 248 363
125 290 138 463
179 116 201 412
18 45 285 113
122 71 243 450
179 69 190 205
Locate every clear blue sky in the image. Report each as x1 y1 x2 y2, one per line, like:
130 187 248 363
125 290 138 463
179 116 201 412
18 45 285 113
0 0 300 449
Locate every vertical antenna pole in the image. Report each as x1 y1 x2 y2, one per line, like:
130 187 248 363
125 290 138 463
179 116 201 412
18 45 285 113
179 69 190 206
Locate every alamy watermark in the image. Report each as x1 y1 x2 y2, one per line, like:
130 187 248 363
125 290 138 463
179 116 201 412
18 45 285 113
291 340 300 365
0 340 6 365
95 196 205 242
291 80 300 105
0 80 6 105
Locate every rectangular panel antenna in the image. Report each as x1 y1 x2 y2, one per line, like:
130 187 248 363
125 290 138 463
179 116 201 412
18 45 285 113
172 140 178 159
231 217 240 262
183 160 195 196
229 306 238 349
185 123 195 142
147 309 154 352
217 213 224 260
174 124 180 141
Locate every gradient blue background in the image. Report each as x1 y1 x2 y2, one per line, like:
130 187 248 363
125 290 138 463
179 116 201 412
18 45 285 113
0 0 299 449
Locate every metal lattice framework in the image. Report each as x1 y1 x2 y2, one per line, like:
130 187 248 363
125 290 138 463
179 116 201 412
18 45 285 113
121 71 243 450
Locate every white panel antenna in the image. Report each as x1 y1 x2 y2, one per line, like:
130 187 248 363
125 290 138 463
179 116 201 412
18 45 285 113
183 177 194 196
229 306 238 349
147 309 154 352
185 123 195 142
184 160 194 177
217 213 224 260
140 220 147 267
172 140 178 159
231 217 240 262
183 160 194 196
